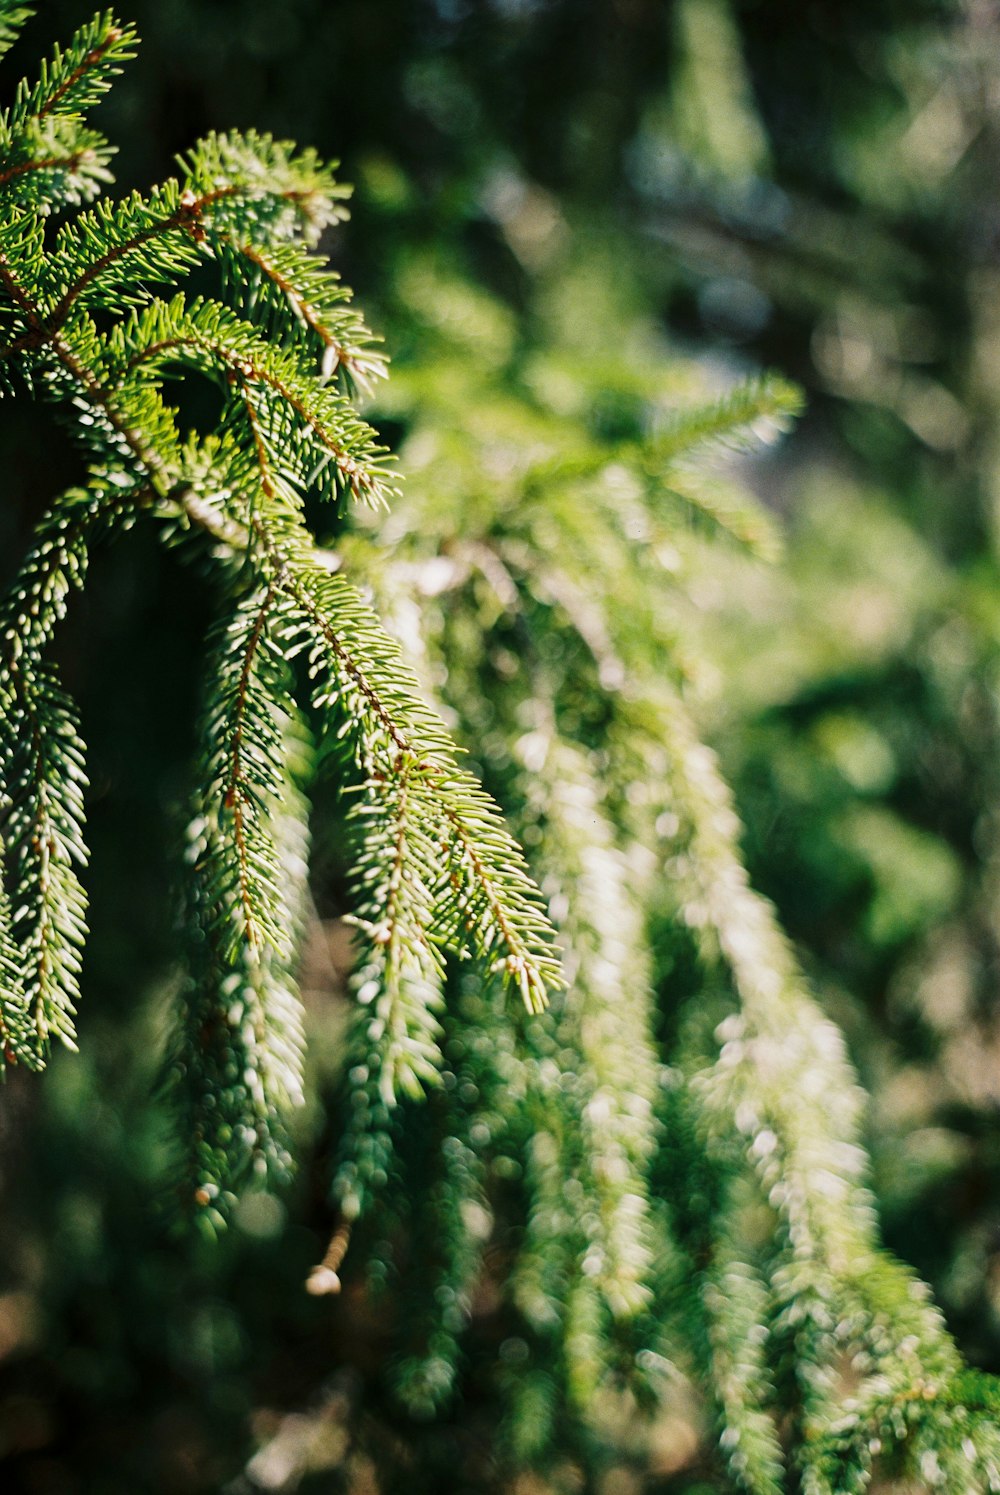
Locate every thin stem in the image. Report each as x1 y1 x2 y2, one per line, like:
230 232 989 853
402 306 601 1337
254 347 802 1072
225 579 279 953
0 150 86 189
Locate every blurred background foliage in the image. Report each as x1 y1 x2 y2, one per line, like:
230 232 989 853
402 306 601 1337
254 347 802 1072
3 0 1000 1490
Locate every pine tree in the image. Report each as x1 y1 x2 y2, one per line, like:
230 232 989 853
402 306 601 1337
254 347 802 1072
1 8 999 1492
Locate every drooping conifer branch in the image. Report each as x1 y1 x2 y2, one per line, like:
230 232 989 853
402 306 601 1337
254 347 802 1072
652 689 983 1483
5 10 999 1487
331 541 666 1416
534 739 658 1319
348 764 447 1101
330 305 1000 1480
0 14 561 1253
284 562 560 1011
0 479 148 1062
700 1228 785 1495
388 1119 488 1417
219 580 284 954
165 606 313 1217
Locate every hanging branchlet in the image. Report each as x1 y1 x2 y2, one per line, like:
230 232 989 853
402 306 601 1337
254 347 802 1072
164 607 313 1225
703 1244 784 1495
332 292 1000 1482
529 739 659 1323
273 558 561 1013
0 479 145 1060
0 11 561 1236
649 690 988 1487
345 763 448 1108
0 664 88 1057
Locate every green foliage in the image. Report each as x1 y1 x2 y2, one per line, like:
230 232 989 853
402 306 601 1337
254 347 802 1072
0 10 560 1236
165 592 313 1224
323 243 1000 1486
3 8 1000 1495
0 7 132 210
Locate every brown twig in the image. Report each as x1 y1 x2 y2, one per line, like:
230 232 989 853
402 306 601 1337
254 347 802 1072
305 1221 352 1295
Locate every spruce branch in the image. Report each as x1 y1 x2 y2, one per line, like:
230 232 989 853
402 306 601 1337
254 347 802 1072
0 664 88 1056
11 16 988 1488
164 603 312 1221
216 239 388 394
0 1 32 62
345 763 447 1106
648 688 977 1480
0 19 560 1221
0 478 147 1066
0 11 131 214
13 10 136 125
257 550 561 1015
390 1117 488 1418
652 373 804 462
699 1208 785 1495
105 294 397 508
344 542 665 1408
342 327 1000 1475
0 861 33 1066
519 733 659 1322
211 579 289 959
